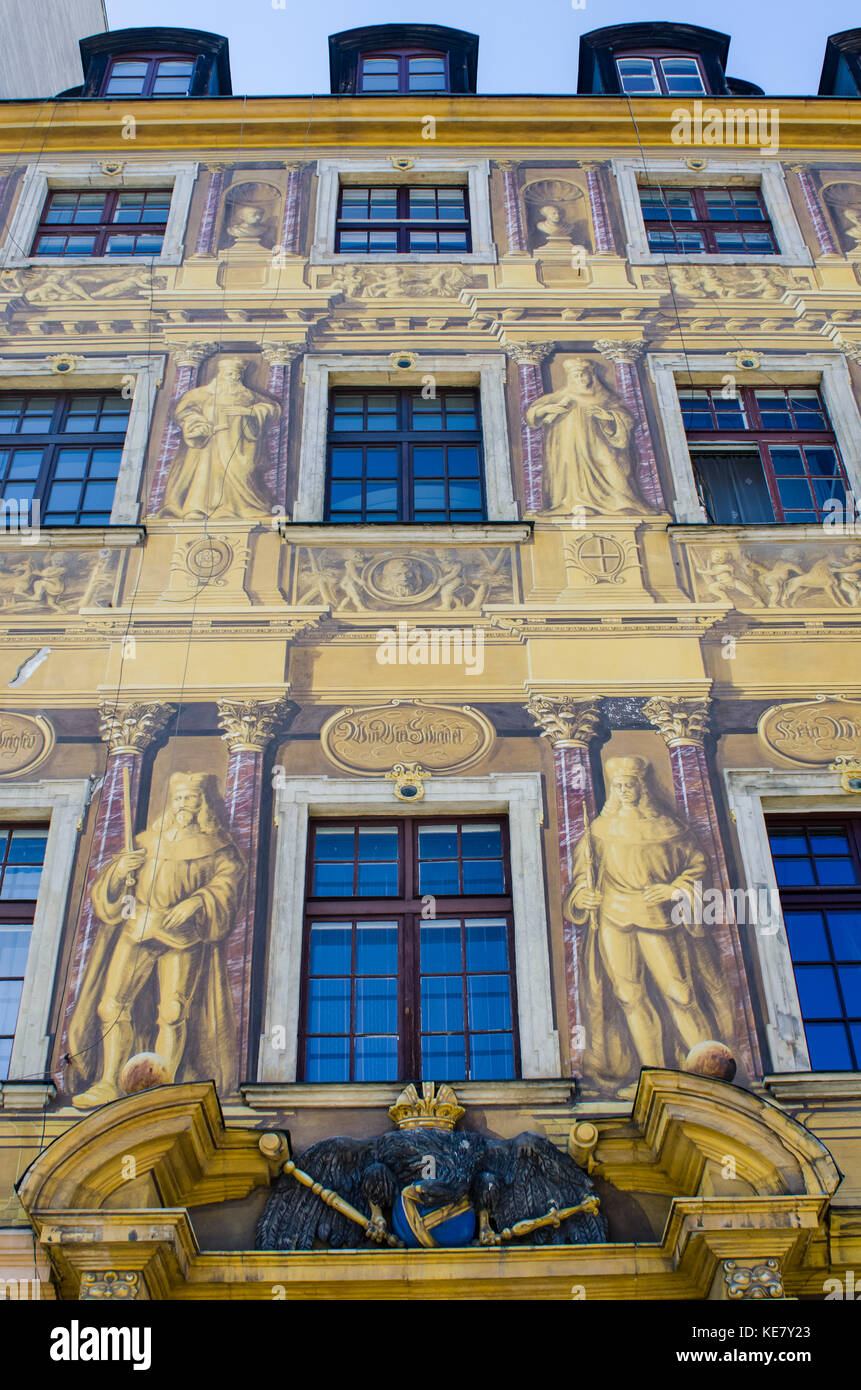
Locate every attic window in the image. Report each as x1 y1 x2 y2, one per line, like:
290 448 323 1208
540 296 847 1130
358 49 449 94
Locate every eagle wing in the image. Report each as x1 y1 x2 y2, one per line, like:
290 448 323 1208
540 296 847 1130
481 1132 607 1246
256 1137 380 1251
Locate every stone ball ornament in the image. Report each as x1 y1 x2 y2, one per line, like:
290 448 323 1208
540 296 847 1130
683 1040 737 1082
120 1053 172 1095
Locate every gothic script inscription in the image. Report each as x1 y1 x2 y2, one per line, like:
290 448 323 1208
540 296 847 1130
758 697 861 765
320 701 495 775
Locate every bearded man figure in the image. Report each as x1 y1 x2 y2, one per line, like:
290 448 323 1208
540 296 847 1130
69 772 246 1109
564 756 734 1098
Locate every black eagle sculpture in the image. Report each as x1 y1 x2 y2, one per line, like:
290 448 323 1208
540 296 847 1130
256 1083 608 1251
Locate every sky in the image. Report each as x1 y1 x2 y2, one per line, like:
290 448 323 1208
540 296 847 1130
102 0 861 97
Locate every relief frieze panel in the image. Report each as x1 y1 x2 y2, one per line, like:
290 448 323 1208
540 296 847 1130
292 545 515 612
0 265 167 304
325 264 474 298
687 541 861 609
0 547 121 613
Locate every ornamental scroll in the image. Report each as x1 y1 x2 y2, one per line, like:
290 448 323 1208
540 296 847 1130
320 700 495 776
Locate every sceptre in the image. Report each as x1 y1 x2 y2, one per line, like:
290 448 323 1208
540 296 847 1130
121 766 137 893
581 802 599 932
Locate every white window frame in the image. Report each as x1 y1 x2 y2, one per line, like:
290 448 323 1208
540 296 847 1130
725 766 860 1076
260 772 561 1083
0 160 198 269
293 352 517 523
612 157 812 267
0 354 164 526
3 778 90 1082
647 350 861 524
310 156 496 265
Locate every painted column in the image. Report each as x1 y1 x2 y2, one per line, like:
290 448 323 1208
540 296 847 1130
261 342 304 509
788 164 839 256
277 162 304 256
505 341 553 514
216 695 291 1086
594 338 665 511
194 163 228 256
59 702 175 1090
147 343 215 516
496 160 529 255
580 161 614 254
526 694 603 1076
642 696 762 1080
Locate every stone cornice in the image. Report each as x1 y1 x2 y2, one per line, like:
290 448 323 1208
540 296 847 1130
0 96 857 155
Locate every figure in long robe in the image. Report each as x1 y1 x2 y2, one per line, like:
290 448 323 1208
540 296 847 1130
525 356 652 515
68 772 246 1108
159 355 279 519
564 756 734 1097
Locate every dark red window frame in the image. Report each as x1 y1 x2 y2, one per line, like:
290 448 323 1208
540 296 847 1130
335 184 471 255
32 188 170 259
639 185 777 255
683 385 850 524
358 47 450 94
100 52 196 98
0 825 48 1081
766 814 861 1071
299 816 520 1084
0 390 131 527
615 50 708 96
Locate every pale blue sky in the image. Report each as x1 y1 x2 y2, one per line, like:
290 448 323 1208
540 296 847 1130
103 0 860 97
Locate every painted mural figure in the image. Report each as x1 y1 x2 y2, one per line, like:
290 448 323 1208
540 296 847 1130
525 357 652 515
564 756 734 1098
159 355 280 519
68 773 246 1109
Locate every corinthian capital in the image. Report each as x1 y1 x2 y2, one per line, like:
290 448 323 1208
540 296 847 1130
170 342 218 369
261 342 305 368
593 339 646 365
99 701 176 755
642 696 711 748
504 341 554 368
526 695 603 749
217 696 291 752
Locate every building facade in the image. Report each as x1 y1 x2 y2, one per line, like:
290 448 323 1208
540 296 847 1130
0 18 860 1301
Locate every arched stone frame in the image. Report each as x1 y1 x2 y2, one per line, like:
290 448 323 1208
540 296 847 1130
259 772 561 1083
0 160 198 268
293 352 518 523
611 156 813 268
647 350 861 524
1 778 90 1091
724 765 856 1076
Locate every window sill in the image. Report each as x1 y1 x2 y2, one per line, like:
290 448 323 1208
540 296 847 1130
762 1072 861 1105
3 256 177 270
669 522 845 542
312 250 497 266
241 1080 573 1110
630 251 811 268
280 522 531 544
0 525 145 551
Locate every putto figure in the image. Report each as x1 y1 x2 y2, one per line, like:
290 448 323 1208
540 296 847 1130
68 772 246 1108
564 756 734 1097
159 355 280 519
525 357 653 516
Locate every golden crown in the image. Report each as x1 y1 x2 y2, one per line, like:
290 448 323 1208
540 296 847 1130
389 1082 465 1132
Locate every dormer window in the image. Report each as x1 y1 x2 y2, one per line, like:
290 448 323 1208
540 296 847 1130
358 49 449 94
616 53 707 96
101 54 196 98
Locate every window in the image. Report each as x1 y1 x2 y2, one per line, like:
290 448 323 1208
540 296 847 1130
326 387 485 523
358 49 449 93
31 189 171 258
335 185 470 255
681 386 850 524
301 817 518 1083
0 391 131 526
767 816 861 1071
101 54 196 98
616 53 707 95
639 186 777 255
0 826 48 1080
